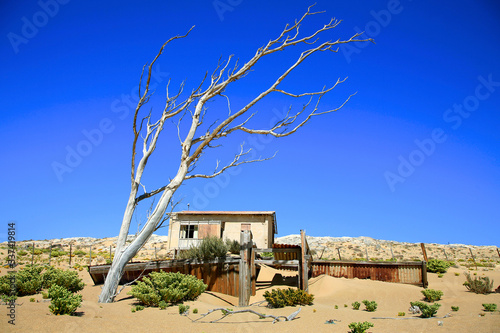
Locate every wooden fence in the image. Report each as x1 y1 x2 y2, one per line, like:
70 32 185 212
89 258 245 297
311 260 428 287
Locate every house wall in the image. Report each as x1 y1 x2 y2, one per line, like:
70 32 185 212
168 213 274 249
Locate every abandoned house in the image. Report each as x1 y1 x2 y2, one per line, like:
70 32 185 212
167 211 277 250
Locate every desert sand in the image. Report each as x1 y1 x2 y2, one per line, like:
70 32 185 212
1 236 499 332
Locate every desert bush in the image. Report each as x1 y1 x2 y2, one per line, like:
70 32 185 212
348 321 374 333
0 265 43 296
128 271 207 307
50 250 67 258
178 236 228 261
410 301 441 318
42 266 85 292
398 312 405 316
482 303 497 312
463 272 494 294
178 304 190 315
362 300 377 312
225 239 240 254
193 308 198 314
47 285 82 315
73 250 86 257
352 301 361 310
263 288 314 308
421 289 443 302
451 306 459 311
17 250 28 257
426 259 451 273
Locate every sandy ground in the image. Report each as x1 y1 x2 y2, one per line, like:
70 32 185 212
1 236 499 332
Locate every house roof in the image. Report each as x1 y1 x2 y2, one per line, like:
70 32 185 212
176 211 275 215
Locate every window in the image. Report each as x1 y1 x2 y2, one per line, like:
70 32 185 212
241 223 251 231
180 224 198 239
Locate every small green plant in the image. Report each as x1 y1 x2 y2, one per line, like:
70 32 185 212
437 273 444 278
421 289 443 302
463 272 494 294
334 304 338 309
158 301 168 310
352 301 361 310
47 285 82 315
410 301 441 318
263 288 314 308
398 312 405 316
42 266 85 293
73 250 86 257
451 306 459 311
178 236 228 261
178 304 190 315
128 271 207 307
225 239 240 254
454 272 460 276
30 297 35 302
482 303 497 312
426 259 451 273
362 300 377 312
260 252 273 258
344 304 348 308
193 308 198 314
348 321 374 333
17 250 28 256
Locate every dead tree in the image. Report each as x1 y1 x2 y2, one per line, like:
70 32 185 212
98 5 373 303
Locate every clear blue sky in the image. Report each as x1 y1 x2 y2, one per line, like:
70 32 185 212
1 1 499 246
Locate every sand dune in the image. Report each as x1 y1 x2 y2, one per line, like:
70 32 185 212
1 236 499 332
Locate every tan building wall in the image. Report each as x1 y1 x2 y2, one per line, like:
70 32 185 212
167 211 276 249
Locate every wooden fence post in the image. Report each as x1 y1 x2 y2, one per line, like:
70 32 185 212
300 230 309 292
337 248 342 261
421 261 428 288
496 248 500 259
390 244 394 261
31 242 35 265
48 244 52 265
443 248 448 261
69 244 72 266
365 246 369 261
469 248 477 270
420 243 428 262
89 246 92 267
239 230 252 307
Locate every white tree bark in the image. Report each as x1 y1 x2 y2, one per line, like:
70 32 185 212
98 5 373 303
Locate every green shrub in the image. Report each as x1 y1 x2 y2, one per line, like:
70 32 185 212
178 236 228 261
263 288 314 308
158 300 168 310
225 239 240 254
193 308 198 314
128 271 207 307
421 289 443 302
454 272 460 276
42 266 85 292
178 304 190 315
451 306 459 311
463 272 494 294
352 301 361 310
17 250 28 256
362 300 377 312
50 250 67 258
410 301 441 318
48 285 82 315
348 321 374 333
426 259 451 273
30 297 35 302
0 266 43 296
398 312 405 316
482 303 497 312
73 250 86 257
